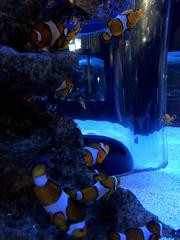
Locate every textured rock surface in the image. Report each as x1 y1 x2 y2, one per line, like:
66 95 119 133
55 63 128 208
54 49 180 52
0 43 176 239
0 45 79 98
0 79 159 240
0 113 92 240
0 0 42 50
75 0 128 18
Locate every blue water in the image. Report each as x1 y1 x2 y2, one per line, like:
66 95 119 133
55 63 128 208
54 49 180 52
168 51 180 64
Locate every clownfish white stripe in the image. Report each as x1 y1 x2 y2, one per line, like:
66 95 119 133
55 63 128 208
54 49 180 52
119 232 126 240
75 191 83 201
139 226 152 239
45 20 61 46
34 30 42 43
100 143 108 154
34 174 48 187
84 146 99 165
67 221 86 236
95 181 109 200
112 176 118 191
44 190 69 218
117 14 128 31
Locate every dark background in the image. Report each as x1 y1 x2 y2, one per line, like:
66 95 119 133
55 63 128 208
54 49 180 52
167 0 180 126
169 0 180 51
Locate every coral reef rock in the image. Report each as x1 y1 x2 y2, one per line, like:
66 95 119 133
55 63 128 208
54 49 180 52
0 0 42 50
0 45 79 98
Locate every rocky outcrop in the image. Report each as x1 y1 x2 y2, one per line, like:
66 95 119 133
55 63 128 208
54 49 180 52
0 45 79 98
0 0 42 50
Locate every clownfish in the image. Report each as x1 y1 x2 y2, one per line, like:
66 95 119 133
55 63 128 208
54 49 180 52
32 164 87 238
55 78 73 97
30 19 78 51
101 9 142 42
83 143 110 168
74 175 120 204
107 220 163 240
160 113 176 126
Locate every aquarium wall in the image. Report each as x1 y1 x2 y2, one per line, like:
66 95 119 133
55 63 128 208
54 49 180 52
167 52 180 126
68 0 172 173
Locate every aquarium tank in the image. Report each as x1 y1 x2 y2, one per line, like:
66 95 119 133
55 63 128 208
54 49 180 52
55 0 172 175
1 0 180 239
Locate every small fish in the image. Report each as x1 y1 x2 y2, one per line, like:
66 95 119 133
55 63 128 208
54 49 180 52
55 79 73 97
101 9 142 42
83 143 110 168
160 114 176 126
78 97 86 110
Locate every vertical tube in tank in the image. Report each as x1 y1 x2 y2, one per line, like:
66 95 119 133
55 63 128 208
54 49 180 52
114 0 172 170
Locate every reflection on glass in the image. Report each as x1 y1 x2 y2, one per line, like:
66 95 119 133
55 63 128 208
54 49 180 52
79 56 105 101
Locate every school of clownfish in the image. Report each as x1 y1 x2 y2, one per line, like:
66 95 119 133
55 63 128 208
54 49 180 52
32 142 167 239
27 0 143 51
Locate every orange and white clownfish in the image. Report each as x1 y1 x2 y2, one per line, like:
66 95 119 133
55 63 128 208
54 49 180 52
74 175 120 204
30 20 77 51
83 143 110 168
32 164 87 238
160 113 176 126
101 9 142 42
107 220 163 240
55 78 73 97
